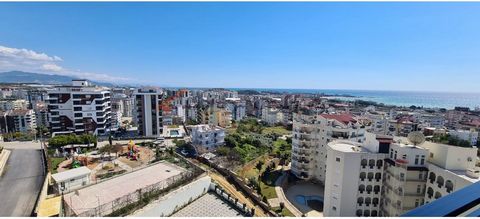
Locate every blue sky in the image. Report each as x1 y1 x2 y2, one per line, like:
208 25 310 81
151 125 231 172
0 2 479 92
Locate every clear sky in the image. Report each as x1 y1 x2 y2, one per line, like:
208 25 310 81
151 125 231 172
0 2 479 92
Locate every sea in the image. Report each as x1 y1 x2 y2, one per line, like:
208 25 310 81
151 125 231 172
230 88 480 110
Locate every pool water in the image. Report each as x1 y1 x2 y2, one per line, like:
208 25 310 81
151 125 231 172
170 130 180 136
295 195 324 211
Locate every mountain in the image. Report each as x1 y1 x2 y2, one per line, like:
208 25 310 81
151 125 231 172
0 71 115 87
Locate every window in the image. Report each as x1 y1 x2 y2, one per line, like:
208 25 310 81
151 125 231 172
402 154 407 159
332 206 336 211
394 151 397 159
430 152 434 158
336 157 341 162
415 155 419 165
417 185 422 193
74 113 82 117
419 172 423 180
421 155 426 165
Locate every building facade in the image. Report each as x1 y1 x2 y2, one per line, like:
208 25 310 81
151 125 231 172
133 88 164 137
291 111 366 184
47 80 112 136
190 124 225 151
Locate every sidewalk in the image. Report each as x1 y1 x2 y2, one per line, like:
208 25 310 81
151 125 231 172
274 172 303 217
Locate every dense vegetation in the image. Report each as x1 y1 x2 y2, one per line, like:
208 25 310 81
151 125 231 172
218 118 291 164
2 132 35 141
431 134 472 148
48 134 97 148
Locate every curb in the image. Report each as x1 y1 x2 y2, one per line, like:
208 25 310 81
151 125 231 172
0 149 11 176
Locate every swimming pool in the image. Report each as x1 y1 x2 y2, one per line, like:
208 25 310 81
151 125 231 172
295 195 324 211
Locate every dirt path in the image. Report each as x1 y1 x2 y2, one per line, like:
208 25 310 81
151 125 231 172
187 158 267 217
209 172 267 217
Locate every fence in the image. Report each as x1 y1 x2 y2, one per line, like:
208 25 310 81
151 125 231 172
196 156 278 217
64 153 205 217
211 183 254 216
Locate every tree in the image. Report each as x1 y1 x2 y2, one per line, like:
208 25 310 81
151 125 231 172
108 134 113 146
256 160 264 172
279 202 285 211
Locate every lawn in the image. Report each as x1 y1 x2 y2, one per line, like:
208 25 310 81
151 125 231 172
260 170 281 199
273 206 295 217
49 157 66 174
262 126 291 136
237 154 268 179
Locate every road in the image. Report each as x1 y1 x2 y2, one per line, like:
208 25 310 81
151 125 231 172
0 149 45 216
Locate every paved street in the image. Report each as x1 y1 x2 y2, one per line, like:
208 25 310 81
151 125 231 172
0 149 45 216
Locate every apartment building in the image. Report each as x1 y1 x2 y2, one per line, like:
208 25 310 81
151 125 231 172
133 88 164 137
448 129 478 146
0 109 37 133
421 142 479 204
0 99 28 111
291 110 366 184
261 107 286 126
47 80 111 135
225 98 246 121
365 112 389 135
381 142 429 217
324 137 388 217
190 124 225 151
386 118 419 137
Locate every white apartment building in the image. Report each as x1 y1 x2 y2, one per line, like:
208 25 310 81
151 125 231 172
323 133 480 217
47 80 112 135
324 137 387 217
365 112 389 135
261 107 283 126
421 142 479 204
0 99 28 111
133 88 164 137
382 142 429 217
190 124 225 151
7 109 37 133
448 129 478 146
291 111 366 184
225 99 246 121
419 114 445 129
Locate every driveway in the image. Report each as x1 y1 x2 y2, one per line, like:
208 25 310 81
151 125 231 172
0 149 45 216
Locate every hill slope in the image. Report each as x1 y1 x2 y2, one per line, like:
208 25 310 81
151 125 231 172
0 71 114 86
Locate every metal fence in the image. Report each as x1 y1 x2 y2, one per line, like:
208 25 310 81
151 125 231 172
64 154 205 217
65 169 204 217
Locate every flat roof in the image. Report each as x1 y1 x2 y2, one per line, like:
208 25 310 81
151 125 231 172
52 166 91 182
64 162 185 216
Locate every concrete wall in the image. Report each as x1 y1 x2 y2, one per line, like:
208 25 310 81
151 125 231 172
133 175 211 217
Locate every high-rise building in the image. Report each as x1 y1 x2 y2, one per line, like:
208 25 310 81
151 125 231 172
47 80 112 135
133 88 163 137
324 135 388 217
291 110 366 184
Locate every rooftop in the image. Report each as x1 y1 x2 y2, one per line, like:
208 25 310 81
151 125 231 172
328 140 371 153
320 114 357 125
51 166 91 182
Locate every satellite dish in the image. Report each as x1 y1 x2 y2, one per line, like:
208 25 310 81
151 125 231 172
408 131 425 146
